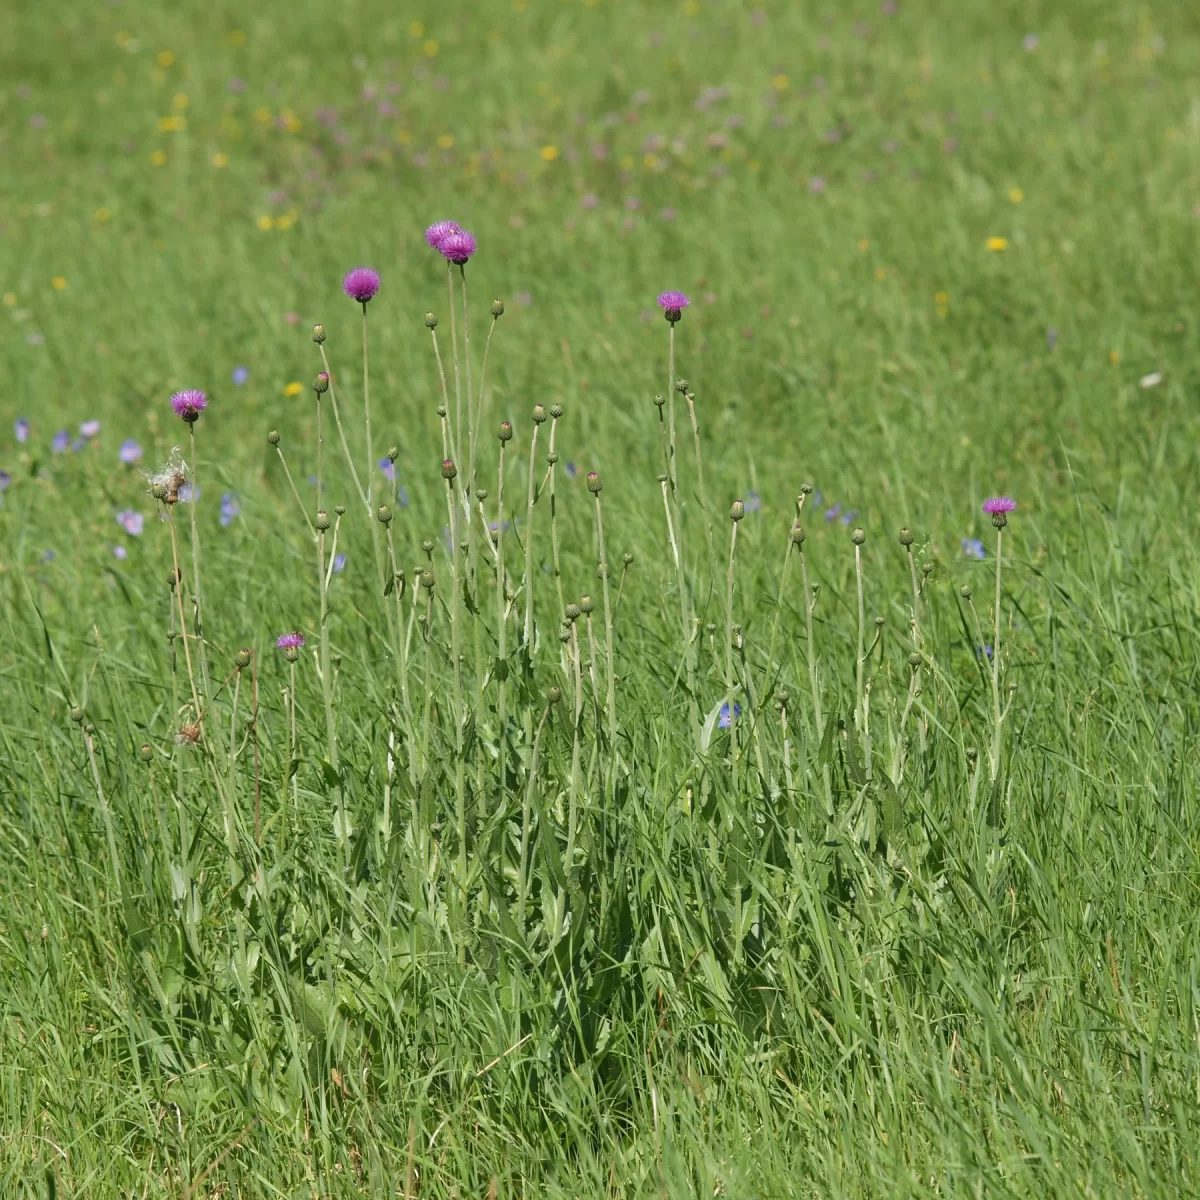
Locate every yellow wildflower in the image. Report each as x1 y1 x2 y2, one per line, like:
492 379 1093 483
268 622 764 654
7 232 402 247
94 207 112 223
150 150 167 165
283 381 303 398
51 277 68 290
540 145 559 162
256 215 274 231
438 133 455 149
1008 187 1024 204
172 93 189 110
156 51 175 67
985 236 1008 252
773 74 790 90
422 40 439 56
211 152 229 168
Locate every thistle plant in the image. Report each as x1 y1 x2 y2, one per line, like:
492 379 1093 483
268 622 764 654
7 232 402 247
982 496 1016 781
170 390 212 700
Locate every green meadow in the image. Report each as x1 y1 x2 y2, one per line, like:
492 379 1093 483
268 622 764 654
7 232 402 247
3 1 1200 1195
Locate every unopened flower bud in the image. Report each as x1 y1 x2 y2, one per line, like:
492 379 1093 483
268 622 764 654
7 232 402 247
800 483 814 495
596 561 609 578
420 569 435 590
316 510 331 531
437 404 447 417
908 652 922 670
547 685 562 705
730 500 745 522
586 472 602 494
313 372 330 394
476 488 488 501
168 568 181 589
959 584 972 599
312 323 326 343
152 482 168 500
966 746 978 763
377 504 393 524
490 299 505 318
775 689 790 708
579 594 594 614
622 552 633 566
565 603 581 621
899 527 914 547
874 616 885 628
851 527 865 545
441 458 457 480
235 647 253 669
654 394 665 409
656 472 668 484
675 378 689 394
424 312 438 329
334 504 346 516
546 451 559 465
498 420 513 442
387 446 399 463
139 743 154 762
532 404 547 424
285 645 299 663
549 403 563 419
558 625 572 644
421 539 435 555
922 562 934 576
69 706 85 724
267 430 281 445
791 524 806 545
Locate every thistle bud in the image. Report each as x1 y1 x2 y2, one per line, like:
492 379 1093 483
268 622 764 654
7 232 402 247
586 472 602 494
547 685 562 705
312 323 326 343
800 483 814 495
441 459 457 480
851 527 866 545
874 616 885 629
922 562 934 576
284 646 300 663
387 446 399 463
966 747 978 764
775 689 790 708
316 510 331 531
622 552 633 566
498 420 513 442
546 451 559 466
420 569 435 590
907 652 922 670
790 524 806 545
597 561 609 579
730 500 745 522
656 472 668 484
558 625 572 644
69 706 85 724
334 504 346 516
490 299 505 318
532 404 547 424
168 567 181 589
421 539 435 555
959 584 972 599
565 603 581 621
377 504 393 524
899 527 914 547
151 482 168 500
267 429 281 445
476 488 489 502
654 394 665 409
675 379 689 394
139 743 154 763
312 372 330 394
437 404 447 418
549 403 563 419
235 647 253 669
424 312 438 329
579 594 594 614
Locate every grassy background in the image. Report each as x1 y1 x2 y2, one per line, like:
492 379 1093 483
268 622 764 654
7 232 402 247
4 0 1200 1196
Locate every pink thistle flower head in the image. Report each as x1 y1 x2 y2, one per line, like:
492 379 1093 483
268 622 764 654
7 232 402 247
170 389 208 423
276 631 306 649
424 220 461 249
982 495 1016 528
657 290 690 323
343 266 381 304
439 230 477 265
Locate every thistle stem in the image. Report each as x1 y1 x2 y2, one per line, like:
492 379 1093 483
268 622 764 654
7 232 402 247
725 517 739 796
187 423 211 701
317 343 367 512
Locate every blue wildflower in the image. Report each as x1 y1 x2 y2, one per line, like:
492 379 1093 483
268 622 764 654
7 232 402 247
112 544 128 560
219 492 240 526
961 537 986 560
232 365 250 385
745 489 761 513
14 418 29 443
333 554 347 573
116 508 144 536
718 701 741 728
397 486 410 508
51 430 69 454
824 504 841 522
80 420 101 440
379 457 396 483
119 438 142 464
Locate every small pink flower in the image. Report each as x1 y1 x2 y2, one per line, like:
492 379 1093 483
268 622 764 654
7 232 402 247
343 267 380 304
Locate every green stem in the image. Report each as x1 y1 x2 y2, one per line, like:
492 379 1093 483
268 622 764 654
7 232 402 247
187 423 210 702
317 343 368 513
519 703 551 927
725 518 739 796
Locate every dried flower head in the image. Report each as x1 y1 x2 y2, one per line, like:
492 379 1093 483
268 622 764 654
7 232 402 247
145 451 189 504
439 230 477 265
175 722 202 746
343 266 381 304
170 390 208 423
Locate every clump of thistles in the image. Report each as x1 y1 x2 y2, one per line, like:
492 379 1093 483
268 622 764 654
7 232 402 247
439 230 477 265
343 267 380 304
657 291 690 323
170 390 208 423
982 496 1016 528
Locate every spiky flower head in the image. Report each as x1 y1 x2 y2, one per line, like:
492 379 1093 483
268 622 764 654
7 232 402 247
532 403 547 424
498 420 513 442
490 299 505 318
316 510 331 531
267 429 281 445
145 451 189 504
424 312 438 329
790 524 806 545
730 500 745 522
175 723 202 746
139 743 154 762
312 323 326 343
899 527 914 546
852 527 866 545
657 291 690 323
579 594 594 614
170 389 208 423
235 648 253 669
622 551 634 566
276 632 306 650
342 266 380 304
313 372 329 394
549 403 563 419
377 504 393 524
439 230 477 265
586 471 602 494
424 220 461 249
565 603 582 621
982 495 1016 528
441 458 457 480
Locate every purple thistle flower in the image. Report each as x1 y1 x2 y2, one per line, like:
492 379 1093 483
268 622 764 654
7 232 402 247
333 553 347 574
15 418 30 443
276 632 306 650
343 266 381 304
80 420 101 440
657 290 690 323
232 365 250 385
379 457 396 483
718 702 741 728
962 537 986 560
982 496 1016 515
119 438 143 464
112 544 128 560
424 220 461 248
116 508 144 537
170 389 208 423
219 492 240 526
439 230 477 264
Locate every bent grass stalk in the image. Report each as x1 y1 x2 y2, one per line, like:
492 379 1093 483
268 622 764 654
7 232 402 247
316 340 367 512
497 439 509 810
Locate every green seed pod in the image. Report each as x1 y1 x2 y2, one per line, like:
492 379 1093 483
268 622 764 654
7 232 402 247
490 299 505 318
730 500 745 522
315 510 331 531
267 429 281 445
377 504 393 525
851 527 866 546
235 647 253 669
424 312 438 329
312 323 326 343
